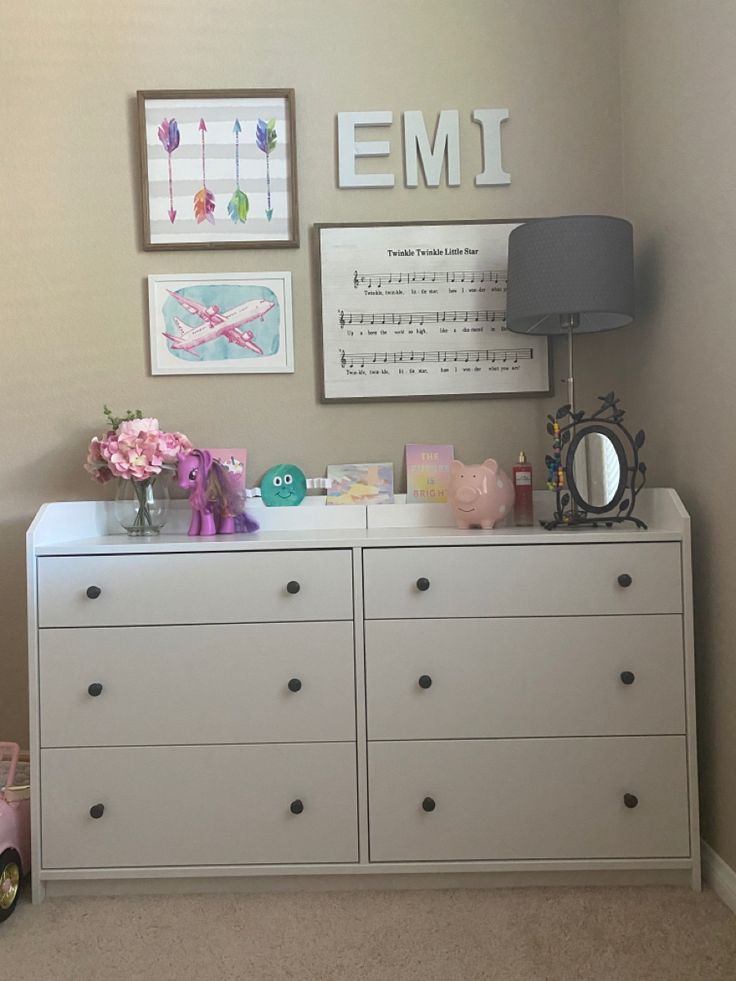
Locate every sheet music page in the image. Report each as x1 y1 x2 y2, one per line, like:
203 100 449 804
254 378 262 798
319 223 549 400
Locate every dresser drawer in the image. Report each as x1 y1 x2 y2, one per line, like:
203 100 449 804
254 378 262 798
40 622 356 747
41 743 359 868
368 736 690 862
366 615 685 739
37 550 353 627
362 543 682 619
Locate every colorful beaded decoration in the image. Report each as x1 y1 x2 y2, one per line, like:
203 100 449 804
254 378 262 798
545 417 564 490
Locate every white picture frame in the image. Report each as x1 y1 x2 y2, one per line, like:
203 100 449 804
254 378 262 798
316 220 549 401
148 272 294 375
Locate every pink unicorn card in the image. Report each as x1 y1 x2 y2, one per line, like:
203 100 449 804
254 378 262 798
205 448 247 494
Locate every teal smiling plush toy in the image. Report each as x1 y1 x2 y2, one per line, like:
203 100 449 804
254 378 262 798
260 463 308 507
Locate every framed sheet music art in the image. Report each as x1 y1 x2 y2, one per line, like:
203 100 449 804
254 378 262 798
316 220 550 401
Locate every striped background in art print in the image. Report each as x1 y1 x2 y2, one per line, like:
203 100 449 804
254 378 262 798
144 98 293 244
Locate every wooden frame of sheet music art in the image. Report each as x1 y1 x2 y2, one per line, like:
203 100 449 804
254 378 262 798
316 220 550 402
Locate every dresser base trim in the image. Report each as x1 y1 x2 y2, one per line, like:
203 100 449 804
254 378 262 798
42 868 694 899
40 856 694 881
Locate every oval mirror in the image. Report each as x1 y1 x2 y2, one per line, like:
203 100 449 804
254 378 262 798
566 426 626 513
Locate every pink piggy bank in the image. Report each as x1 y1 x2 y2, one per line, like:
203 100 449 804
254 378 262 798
448 459 515 529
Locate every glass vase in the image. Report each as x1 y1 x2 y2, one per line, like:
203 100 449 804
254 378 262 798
114 474 170 536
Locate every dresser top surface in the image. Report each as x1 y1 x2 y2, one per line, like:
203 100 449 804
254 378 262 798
28 489 689 555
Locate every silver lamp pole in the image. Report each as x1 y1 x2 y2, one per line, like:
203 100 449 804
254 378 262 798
560 312 579 414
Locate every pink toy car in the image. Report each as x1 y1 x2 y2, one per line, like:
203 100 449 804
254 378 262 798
0 743 30 921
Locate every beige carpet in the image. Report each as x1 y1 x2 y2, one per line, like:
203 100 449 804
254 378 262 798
2 885 735 981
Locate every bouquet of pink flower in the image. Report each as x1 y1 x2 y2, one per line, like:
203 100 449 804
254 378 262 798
85 407 192 484
85 407 193 535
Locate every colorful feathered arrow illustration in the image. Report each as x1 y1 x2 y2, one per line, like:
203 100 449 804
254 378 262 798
194 118 215 224
157 118 180 223
227 118 249 224
256 117 277 222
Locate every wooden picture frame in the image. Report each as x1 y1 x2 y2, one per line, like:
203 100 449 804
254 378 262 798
148 272 294 375
138 89 299 250
316 219 550 402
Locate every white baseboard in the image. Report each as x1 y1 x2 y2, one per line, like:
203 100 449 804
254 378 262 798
702 840 736 914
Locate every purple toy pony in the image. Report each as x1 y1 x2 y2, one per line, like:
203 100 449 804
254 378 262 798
177 449 259 537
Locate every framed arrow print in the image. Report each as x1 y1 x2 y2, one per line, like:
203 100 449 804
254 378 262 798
137 90 299 250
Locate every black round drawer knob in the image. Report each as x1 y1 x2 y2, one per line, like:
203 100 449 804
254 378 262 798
89 803 105 819
416 577 431 592
87 683 104 697
287 678 302 693
623 793 639 809
620 671 636 686
86 586 102 599
286 580 301 595
290 799 304 815
418 675 433 690
422 797 436 812
617 574 633 588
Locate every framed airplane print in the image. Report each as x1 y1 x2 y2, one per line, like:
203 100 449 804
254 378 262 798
138 89 299 250
148 273 294 375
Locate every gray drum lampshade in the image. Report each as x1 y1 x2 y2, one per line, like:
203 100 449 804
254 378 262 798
505 215 634 334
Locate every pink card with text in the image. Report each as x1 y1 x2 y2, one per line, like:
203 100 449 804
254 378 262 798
405 443 454 503
206 448 247 494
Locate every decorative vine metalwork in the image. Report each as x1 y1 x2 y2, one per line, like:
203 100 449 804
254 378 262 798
544 391 648 530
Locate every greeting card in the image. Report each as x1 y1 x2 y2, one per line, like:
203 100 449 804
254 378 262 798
405 443 454 504
326 462 394 505
206 448 247 494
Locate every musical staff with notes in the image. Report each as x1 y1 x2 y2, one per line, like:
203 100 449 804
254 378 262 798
339 309 506 328
353 268 506 289
318 221 549 400
339 347 533 368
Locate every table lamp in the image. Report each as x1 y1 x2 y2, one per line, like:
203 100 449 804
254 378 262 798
506 216 643 530
505 215 634 414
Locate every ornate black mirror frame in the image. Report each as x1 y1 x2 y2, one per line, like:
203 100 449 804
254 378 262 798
544 391 648 530
565 424 628 514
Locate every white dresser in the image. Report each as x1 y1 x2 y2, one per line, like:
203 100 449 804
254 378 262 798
26 489 700 901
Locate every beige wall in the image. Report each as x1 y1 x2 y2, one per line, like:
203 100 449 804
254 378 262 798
0 2 624 742
618 0 736 868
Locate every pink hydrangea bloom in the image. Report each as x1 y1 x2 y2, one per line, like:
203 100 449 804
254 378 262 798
117 418 160 439
157 431 193 462
85 416 192 483
108 434 164 479
84 437 114 484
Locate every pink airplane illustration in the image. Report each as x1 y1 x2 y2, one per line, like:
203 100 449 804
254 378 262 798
163 290 273 358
